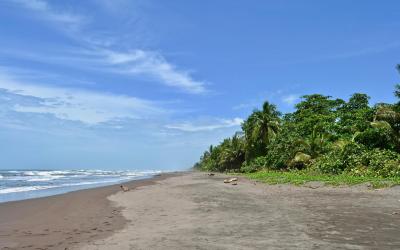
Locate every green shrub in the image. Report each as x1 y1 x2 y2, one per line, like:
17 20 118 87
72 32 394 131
312 151 344 174
354 127 395 150
288 152 312 169
340 142 366 167
312 143 400 177
263 126 300 169
240 156 269 173
360 149 400 177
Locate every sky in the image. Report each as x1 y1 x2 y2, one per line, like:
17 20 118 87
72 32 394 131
0 0 399 170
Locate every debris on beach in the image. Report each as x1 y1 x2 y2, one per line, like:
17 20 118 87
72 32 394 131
224 177 238 184
120 185 130 192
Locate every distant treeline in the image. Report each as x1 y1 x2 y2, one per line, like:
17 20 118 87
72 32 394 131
194 65 400 177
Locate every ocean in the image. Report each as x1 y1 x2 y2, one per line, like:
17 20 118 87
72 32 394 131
0 169 163 203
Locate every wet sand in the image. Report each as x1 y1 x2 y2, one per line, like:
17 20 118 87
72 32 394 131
1 172 400 249
0 173 178 250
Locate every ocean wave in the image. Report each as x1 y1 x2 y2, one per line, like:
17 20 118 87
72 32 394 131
59 179 130 187
0 185 56 194
0 178 132 194
0 170 163 197
26 176 63 182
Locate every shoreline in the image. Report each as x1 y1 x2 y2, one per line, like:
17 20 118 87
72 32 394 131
0 170 166 204
0 172 181 250
0 174 156 204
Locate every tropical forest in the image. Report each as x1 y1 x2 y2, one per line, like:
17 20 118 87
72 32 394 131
195 65 400 185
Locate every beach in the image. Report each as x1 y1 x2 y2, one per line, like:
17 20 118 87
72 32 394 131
0 173 176 249
1 172 400 249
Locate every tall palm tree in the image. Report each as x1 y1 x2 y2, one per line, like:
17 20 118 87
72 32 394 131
218 135 245 171
253 102 281 143
242 101 281 161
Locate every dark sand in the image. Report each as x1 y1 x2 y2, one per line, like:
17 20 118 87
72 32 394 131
0 173 178 250
83 172 400 250
1 172 400 250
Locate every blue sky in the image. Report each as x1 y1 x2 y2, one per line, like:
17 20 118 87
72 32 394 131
0 0 399 170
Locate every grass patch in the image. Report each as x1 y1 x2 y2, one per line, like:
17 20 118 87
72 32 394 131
245 170 400 188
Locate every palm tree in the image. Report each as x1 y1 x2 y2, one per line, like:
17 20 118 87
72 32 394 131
242 101 281 161
295 126 330 158
218 135 245 171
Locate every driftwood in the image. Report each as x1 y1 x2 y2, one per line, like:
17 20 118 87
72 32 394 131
224 177 238 184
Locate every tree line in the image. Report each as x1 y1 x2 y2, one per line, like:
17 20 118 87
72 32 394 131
194 65 400 177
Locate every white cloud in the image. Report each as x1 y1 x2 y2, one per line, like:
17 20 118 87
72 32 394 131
103 50 206 94
6 1 208 94
282 94 299 105
0 74 163 125
5 0 208 101
165 118 243 132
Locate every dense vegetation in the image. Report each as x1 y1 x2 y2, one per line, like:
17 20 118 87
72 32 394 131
194 65 400 179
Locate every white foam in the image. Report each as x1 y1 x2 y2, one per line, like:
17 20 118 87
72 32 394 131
0 169 165 196
26 176 63 182
0 185 56 194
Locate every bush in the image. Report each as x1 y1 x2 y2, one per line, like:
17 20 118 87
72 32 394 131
288 152 312 169
312 151 345 174
312 142 400 177
312 143 366 174
360 149 400 177
354 127 395 150
240 156 269 173
263 127 300 169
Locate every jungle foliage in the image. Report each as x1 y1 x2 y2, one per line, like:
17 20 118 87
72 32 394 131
194 65 400 178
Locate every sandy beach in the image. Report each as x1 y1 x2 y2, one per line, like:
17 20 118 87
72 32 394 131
0 173 177 250
1 172 400 250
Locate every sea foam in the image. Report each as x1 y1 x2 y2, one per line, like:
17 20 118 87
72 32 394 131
0 169 164 202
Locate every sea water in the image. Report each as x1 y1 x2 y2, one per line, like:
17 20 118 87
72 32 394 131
0 169 162 203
